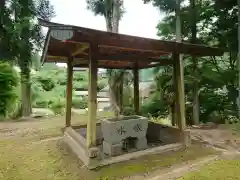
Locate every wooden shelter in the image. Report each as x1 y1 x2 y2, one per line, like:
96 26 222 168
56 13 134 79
39 19 225 149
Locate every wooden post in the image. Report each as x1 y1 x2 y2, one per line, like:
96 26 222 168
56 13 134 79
133 67 140 115
65 58 73 127
86 44 98 148
173 53 186 130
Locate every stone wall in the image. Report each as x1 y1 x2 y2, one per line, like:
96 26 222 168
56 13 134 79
147 122 191 146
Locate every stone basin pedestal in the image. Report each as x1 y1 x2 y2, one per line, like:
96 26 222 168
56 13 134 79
101 115 148 156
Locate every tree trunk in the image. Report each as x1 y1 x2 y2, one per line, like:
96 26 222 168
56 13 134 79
104 4 118 115
21 69 32 117
113 0 124 115
238 0 240 118
104 0 123 116
19 4 32 117
112 0 120 33
107 73 120 115
0 0 5 9
105 17 112 32
190 0 199 125
173 0 183 126
119 77 123 114
176 0 181 42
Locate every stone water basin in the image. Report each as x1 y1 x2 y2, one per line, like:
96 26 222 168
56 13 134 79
101 115 148 144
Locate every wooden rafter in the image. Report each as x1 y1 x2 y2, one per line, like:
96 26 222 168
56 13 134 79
71 43 89 56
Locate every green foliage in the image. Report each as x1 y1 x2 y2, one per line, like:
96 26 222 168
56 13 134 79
72 97 88 109
73 72 88 81
86 0 125 19
0 62 19 118
144 0 184 13
140 95 167 117
122 107 134 116
49 98 65 115
73 81 88 90
98 79 108 90
0 0 55 117
30 65 108 114
35 76 55 91
139 0 239 124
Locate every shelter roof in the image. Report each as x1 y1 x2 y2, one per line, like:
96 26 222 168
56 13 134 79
39 19 225 69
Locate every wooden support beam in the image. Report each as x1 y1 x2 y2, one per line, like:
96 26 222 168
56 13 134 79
97 55 166 62
65 57 73 127
74 64 133 69
86 44 98 148
47 54 171 64
173 53 186 130
99 44 167 53
74 54 170 63
71 43 88 56
133 67 140 115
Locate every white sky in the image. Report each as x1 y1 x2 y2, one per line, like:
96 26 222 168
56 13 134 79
48 0 164 68
50 0 163 39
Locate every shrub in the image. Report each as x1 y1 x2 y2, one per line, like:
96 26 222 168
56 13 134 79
73 72 88 81
7 84 22 119
140 98 167 117
0 62 19 118
98 81 107 91
31 81 45 103
34 98 49 108
73 81 88 90
35 76 55 91
122 106 134 116
49 98 65 115
226 115 239 124
72 97 88 109
51 85 66 97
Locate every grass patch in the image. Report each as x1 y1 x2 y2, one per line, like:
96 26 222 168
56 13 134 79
149 116 172 126
179 156 240 180
0 137 218 180
0 111 114 142
225 121 240 135
95 143 218 180
0 139 91 180
0 113 221 180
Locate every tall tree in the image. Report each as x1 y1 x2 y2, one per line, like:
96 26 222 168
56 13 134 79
238 0 240 117
146 0 239 122
0 0 18 60
190 0 199 125
86 0 126 115
144 0 184 125
10 0 54 116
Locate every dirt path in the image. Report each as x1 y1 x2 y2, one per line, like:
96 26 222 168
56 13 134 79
147 155 220 180
0 116 65 139
189 127 240 152
146 151 240 180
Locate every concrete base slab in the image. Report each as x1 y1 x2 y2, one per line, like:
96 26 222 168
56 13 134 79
63 121 190 169
98 143 184 169
103 141 123 156
136 137 148 150
64 129 184 169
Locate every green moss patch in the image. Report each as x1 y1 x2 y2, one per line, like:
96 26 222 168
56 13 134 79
179 156 240 180
0 137 218 180
0 114 220 180
95 144 218 180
